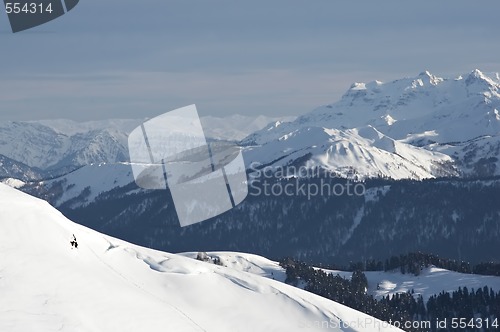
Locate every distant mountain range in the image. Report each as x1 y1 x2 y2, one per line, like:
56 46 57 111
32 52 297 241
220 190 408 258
0 119 133 174
2 70 500 182
3 70 500 266
0 114 294 179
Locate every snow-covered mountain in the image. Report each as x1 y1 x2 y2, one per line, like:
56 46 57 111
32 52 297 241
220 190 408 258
244 69 500 179
0 183 402 332
3 70 500 183
244 126 456 180
0 115 292 175
0 154 43 181
0 120 132 172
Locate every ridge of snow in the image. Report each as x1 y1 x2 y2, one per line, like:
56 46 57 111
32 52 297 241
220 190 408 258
244 125 456 180
184 252 500 303
0 178 26 188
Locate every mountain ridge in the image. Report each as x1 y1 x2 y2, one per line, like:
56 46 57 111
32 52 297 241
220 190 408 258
0 114 293 173
243 69 500 179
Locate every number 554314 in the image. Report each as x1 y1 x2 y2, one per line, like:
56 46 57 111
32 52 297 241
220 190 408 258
5 2 53 14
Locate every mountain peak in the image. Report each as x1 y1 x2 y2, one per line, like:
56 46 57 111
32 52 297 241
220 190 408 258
464 69 498 91
470 68 484 77
418 70 433 77
417 70 443 85
465 68 497 83
349 82 367 91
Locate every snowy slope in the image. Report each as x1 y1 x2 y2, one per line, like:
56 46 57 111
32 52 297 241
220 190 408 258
37 162 135 207
0 154 44 181
244 125 456 180
428 135 500 177
20 124 452 209
181 252 500 303
180 252 289 283
0 184 402 332
3 162 137 208
243 70 500 179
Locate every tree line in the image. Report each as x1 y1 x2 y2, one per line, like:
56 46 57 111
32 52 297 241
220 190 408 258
318 252 500 277
280 258 500 331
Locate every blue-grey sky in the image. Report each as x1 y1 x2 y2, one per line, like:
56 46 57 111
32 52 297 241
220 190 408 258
1 0 500 121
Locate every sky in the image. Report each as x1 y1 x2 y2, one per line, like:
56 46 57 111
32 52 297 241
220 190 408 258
1 0 500 121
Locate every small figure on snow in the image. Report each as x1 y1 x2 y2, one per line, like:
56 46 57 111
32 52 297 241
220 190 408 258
70 234 78 249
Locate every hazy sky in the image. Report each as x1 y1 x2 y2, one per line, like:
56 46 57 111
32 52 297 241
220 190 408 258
1 0 500 121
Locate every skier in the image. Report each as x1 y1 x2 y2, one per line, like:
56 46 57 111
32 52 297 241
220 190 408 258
70 234 78 249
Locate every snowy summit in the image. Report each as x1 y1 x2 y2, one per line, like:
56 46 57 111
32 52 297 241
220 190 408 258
244 70 500 180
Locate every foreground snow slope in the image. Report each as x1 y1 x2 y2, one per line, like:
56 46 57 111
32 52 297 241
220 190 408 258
0 184 401 332
192 252 500 303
